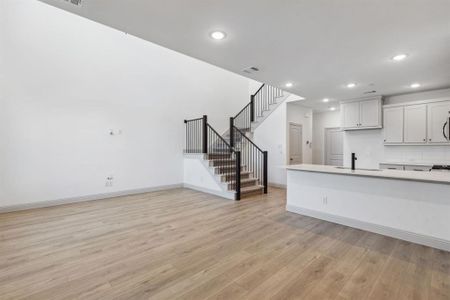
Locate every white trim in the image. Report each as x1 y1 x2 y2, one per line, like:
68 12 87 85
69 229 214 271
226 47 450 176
383 97 450 108
340 95 383 104
269 182 286 189
286 204 450 252
0 184 183 214
183 184 235 200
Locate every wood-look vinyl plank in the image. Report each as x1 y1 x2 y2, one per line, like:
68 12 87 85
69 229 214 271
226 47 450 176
0 187 447 299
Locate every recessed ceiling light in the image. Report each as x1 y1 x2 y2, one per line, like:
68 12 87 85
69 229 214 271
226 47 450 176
346 83 357 88
210 31 226 40
392 54 408 61
285 82 293 88
323 98 329 103
410 83 421 88
330 107 336 111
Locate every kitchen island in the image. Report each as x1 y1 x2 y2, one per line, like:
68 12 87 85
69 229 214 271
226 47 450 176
286 164 450 251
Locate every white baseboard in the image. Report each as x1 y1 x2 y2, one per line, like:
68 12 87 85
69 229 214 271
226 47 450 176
269 182 286 189
183 184 235 200
0 184 183 214
286 204 450 252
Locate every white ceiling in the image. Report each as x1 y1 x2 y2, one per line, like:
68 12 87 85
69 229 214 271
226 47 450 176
40 0 450 111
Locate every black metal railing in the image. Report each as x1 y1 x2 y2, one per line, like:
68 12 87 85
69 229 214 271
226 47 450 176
184 115 241 200
184 115 207 153
233 84 283 131
207 124 241 199
230 124 267 194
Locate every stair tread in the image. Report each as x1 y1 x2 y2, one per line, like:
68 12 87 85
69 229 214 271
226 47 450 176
241 178 258 183
220 171 251 176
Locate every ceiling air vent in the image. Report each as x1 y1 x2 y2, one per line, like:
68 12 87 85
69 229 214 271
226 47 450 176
363 90 377 94
61 0 82 6
242 67 259 74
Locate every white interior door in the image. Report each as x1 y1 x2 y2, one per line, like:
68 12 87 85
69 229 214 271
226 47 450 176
289 123 303 165
325 128 343 166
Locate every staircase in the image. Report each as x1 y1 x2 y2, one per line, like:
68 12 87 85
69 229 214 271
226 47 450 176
184 84 286 200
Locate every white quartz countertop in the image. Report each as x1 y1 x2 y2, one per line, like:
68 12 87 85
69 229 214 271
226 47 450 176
286 164 450 185
379 161 450 167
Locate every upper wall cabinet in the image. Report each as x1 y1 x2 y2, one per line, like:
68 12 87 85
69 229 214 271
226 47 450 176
428 101 450 144
340 97 382 130
404 104 427 143
383 99 450 145
383 106 404 143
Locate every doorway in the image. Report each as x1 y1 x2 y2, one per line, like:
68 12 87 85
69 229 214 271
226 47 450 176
289 123 303 165
324 128 343 166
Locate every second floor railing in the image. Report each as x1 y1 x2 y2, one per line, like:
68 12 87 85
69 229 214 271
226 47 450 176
233 84 283 131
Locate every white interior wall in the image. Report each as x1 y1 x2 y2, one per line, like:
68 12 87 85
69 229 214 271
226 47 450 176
312 111 341 164
253 100 312 186
0 0 251 208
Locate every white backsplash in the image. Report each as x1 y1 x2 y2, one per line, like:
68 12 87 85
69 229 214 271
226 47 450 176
343 129 450 168
384 145 450 164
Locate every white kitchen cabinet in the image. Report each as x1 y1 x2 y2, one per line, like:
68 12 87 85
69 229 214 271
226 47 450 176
404 104 427 143
340 97 382 130
360 99 381 127
341 101 360 129
427 101 450 144
383 107 404 143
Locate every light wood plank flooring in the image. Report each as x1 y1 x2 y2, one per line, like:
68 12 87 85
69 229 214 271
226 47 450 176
0 188 449 299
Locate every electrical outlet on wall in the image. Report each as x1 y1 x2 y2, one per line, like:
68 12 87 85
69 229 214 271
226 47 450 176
105 175 114 187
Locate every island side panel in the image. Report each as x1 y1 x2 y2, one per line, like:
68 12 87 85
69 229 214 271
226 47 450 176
286 169 450 251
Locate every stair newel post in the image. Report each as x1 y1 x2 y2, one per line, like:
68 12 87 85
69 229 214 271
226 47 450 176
202 115 208 154
250 95 255 122
235 151 241 201
229 117 234 149
263 151 268 194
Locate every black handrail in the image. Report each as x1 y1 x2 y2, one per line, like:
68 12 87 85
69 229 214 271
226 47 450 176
234 102 251 119
231 125 268 194
184 116 241 200
252 83 265 97
233 126 264 152
234 83 283 131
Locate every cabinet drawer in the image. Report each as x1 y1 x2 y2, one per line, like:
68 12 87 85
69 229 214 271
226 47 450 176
379 164 404 170
404 165 432 172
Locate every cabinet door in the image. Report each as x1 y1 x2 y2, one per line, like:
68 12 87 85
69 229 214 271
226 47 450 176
383 107 403 143
341 102 360 128
360 99 381 127
404 104 427 143
428 101 450 143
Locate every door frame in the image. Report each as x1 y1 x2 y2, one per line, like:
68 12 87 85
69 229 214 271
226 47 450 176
324 127 343 165
288 122 303 165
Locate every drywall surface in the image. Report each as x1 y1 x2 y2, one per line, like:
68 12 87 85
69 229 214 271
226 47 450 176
0 0 250 207
252 100 312 186
312 110 341 164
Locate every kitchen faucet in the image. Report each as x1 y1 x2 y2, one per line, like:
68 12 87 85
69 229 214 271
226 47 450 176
351 153 357 171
